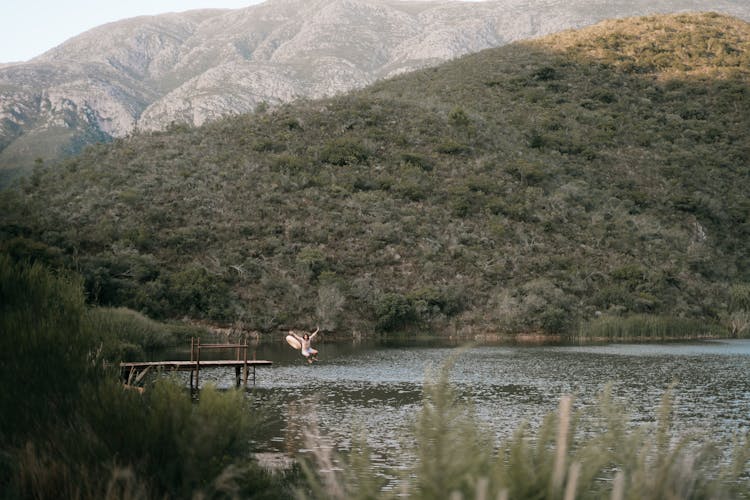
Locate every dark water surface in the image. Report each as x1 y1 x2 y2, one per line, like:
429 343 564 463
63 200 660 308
166 338 750 470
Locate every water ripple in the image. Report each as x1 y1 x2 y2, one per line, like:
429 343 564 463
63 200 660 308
179 339 750 471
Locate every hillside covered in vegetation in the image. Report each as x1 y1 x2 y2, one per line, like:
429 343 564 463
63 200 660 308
2 12 750 338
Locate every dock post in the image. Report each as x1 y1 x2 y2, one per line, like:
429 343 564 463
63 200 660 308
190 337 195 389
196 338 200 390
243 334 249 387
235 366 241 387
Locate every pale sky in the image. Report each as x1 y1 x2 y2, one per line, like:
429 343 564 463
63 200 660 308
0 1 265 63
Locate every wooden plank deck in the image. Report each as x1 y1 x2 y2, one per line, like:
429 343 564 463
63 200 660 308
120 360 273 371
120 359 273 388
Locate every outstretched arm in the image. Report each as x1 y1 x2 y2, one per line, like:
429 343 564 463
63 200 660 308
289 331 303 341
310 327 320 340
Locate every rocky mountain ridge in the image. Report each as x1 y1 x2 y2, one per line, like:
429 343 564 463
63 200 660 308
1 0 749 182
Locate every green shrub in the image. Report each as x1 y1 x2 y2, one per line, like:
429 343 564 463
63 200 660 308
252 138 285 152
510 160 546 184
527 130 547 149
408 287 465 319
532 65 558 81
297 247 328 282
169 266 232 319
271 153 307 171
396 181 428 201
539 307 570 333
435 139 470 155
352 176 381 191
400 152 434 171
448 106 470 127
0 237 65 269
320 138 370 165
374 292 415 331
449 186 482 217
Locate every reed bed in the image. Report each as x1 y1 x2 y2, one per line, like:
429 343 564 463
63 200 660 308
576 314 725 342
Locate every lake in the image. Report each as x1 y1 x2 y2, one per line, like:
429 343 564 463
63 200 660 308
170 338 750 474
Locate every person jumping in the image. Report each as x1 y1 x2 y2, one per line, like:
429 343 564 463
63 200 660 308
290 327 319 363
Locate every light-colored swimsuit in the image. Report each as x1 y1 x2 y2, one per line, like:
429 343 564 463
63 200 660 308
294 332 317 357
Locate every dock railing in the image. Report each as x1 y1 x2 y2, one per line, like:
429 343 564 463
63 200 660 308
190 335 255 388
120 336 271 390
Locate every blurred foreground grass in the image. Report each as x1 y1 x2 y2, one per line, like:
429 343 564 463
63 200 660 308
299 361 750 499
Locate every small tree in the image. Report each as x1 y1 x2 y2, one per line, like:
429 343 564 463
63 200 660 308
316 281 345 331
374 292 414 332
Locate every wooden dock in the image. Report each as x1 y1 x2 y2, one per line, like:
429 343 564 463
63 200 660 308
120 338 272 389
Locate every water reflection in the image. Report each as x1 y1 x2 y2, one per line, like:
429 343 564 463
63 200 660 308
165 338 750 470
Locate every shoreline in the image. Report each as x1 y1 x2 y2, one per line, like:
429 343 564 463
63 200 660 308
197 323 732 346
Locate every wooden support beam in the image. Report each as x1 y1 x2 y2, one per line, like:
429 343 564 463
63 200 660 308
134 365 152 385
243 336 249 388
196 338 201 389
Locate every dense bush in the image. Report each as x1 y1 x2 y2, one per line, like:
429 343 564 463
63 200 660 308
1 13 749 337
319 137 370 165
169 266 233 319
374 292 415 331
0 255 95 446
0 256 296 499
399 152 434 171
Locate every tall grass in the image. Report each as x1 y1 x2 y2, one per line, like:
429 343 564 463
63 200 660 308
0 255 298 499
86 306 205 360
299 363 750 499
0 254 96 446
576 314 725 342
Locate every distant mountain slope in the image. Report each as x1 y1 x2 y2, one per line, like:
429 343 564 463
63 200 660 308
2 0 750 184
2 13 748 337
